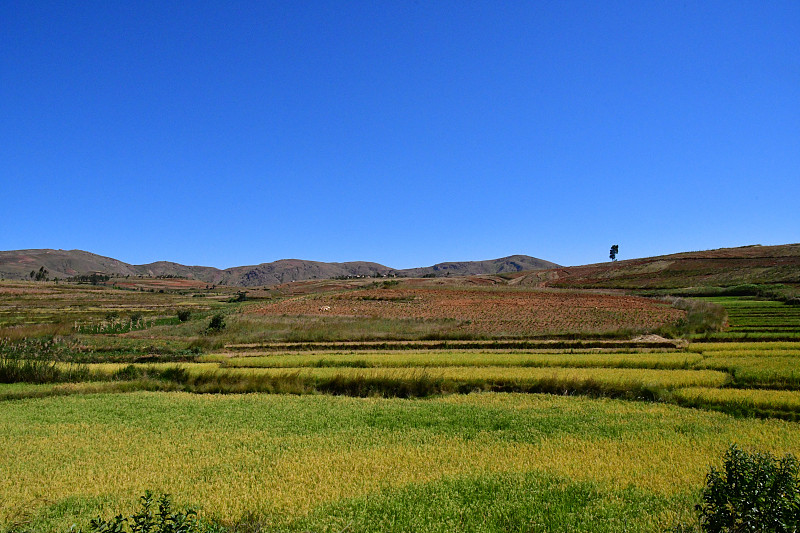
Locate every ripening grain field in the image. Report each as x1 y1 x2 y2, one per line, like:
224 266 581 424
2 281 800 532
3 392 800 533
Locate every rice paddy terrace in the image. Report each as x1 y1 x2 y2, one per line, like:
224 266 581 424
1 261 799 532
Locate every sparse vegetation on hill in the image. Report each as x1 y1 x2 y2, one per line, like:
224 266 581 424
0 249 559 287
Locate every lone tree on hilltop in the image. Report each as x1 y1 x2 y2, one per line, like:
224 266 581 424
609 245 619 262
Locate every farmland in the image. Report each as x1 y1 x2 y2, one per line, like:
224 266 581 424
251 286 684 337
1 265 799 532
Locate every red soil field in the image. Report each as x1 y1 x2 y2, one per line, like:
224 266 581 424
252 287 684 336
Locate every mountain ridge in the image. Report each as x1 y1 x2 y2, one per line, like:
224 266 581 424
0 249 559 287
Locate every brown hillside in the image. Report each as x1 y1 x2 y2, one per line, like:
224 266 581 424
518 244 800 290
0 249 558 287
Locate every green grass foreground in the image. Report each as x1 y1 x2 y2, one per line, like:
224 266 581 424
2 392 800 532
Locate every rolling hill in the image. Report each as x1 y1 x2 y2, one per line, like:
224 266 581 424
514 243 800 290
0 249 558 287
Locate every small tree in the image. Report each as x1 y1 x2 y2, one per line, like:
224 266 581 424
207 313 226 332
30 266 49 281
609 244 619 262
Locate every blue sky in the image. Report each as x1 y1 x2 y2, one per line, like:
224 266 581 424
2 1 798 269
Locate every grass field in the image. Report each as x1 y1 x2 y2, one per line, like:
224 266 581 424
1 280 800 532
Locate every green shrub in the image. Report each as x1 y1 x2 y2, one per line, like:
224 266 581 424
177 310 192 322
227 291 247 303
696 444 800 532
75 491 212 533
207 314 226 333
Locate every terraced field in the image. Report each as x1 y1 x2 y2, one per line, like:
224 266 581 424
691 297 800 341
251 287 684 337
2 281 800 532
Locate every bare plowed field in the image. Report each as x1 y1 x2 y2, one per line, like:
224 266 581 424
252 288 683 336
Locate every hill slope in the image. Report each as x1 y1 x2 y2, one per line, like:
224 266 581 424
0 249 558 287
516 244 800 290
401 255 560 278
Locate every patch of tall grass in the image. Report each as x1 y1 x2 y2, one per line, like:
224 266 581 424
659 298 728 336
0 338 90 384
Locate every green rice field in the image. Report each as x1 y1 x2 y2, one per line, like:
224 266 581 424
690 297 800 340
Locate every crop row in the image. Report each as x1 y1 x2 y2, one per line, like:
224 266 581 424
75 363 731 393
213 351 702 370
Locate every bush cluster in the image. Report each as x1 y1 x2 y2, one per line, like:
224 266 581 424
207 314 226 333
675 444 800 532
698 445 799 532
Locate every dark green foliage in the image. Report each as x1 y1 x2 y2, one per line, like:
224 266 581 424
110 365 189 384
610 244 619 261
227 291 247 303
696 445 800 532
77 491 207 533
207 314 226 332
33 266 49 281
68 273 111 284
177 310 192 322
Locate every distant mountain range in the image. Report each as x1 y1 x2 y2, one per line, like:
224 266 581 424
0 249 560 287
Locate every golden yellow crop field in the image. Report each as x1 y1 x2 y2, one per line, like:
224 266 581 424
214 350 703 370
201 365 731 389
2 392 800 532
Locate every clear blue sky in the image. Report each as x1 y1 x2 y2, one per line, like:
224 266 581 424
2 1 798 269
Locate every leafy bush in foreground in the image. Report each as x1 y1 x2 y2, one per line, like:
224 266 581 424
695 445 800 532
74 491 214 533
